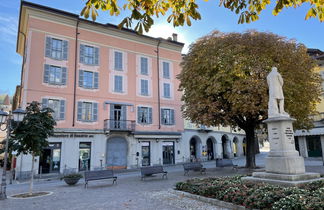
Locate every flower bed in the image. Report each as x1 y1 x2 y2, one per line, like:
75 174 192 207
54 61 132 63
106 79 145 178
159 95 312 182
175 176 324 209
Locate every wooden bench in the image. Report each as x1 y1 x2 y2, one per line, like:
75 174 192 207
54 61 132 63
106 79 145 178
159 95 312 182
140 166 167 180
84 169 117 188
183 162 206 176
216 159 238 171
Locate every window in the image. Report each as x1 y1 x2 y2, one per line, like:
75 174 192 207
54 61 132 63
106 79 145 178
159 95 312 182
77 101 98 122
114 51 123 70
79 70 99 89
163 83 171 98
114 75 123 93
80 44 99 65
137 107 152 124
140 57 148 75
44 64 67 86
42 98 65 121
140 79 149 96
162 62 170 79
45 37 68 60
51 39 62 59
161 108 175 125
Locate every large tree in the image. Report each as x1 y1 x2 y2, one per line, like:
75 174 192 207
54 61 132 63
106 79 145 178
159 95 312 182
81 0 324 33
178 31 321 168
12 101 56 195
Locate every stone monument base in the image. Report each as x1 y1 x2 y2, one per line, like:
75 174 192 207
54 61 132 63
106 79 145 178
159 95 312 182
265 156 305 174
242 172 323 186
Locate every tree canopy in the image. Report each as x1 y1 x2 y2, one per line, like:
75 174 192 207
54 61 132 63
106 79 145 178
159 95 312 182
178 31 321 167
81 0 324 33
13 101 56 156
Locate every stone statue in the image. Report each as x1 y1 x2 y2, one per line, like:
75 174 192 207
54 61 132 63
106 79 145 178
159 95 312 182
267 67 289 118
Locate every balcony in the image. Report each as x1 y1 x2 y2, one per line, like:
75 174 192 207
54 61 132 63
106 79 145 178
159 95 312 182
104 119 135 133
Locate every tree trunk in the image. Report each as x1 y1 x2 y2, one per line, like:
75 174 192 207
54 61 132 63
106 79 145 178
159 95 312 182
29 153 35 195
244 126 256 168
255 136 260 154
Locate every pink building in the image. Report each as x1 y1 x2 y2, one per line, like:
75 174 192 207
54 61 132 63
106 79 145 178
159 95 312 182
16 1 184 175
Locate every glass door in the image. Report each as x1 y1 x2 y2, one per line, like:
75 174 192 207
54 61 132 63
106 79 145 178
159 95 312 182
163 142 174 165
79 142 91 171
39 143 61 174
141 142 150 166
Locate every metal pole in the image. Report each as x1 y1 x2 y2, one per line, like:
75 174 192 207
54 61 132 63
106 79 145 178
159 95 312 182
0 114 11 200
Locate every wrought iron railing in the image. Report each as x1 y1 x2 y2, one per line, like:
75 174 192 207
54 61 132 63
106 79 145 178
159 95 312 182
104 119 136 132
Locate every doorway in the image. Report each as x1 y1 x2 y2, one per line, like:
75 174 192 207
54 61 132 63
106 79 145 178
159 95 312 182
110 104 126 129
163 142 174 165
39 143 61 174
206 138 214 160
141 142 150 166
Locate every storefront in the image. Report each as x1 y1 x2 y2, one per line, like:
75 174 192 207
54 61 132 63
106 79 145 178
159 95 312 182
39 143 61 174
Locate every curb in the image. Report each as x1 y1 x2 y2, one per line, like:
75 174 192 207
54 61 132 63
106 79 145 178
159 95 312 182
172 189 247 210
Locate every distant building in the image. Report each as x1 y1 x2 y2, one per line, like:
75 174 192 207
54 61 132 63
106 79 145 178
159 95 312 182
0 95 12 160
294 48 324 160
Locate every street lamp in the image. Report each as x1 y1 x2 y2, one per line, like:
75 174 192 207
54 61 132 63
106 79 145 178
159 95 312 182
0 108 26 200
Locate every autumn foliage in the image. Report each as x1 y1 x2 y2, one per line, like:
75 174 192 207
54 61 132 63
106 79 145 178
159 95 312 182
178 31 321 168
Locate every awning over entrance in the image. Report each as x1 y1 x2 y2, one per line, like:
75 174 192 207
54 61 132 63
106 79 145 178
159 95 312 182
295 127 324 136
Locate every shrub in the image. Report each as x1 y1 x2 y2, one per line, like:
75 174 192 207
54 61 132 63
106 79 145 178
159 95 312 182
272 194 308 210
300 180 324 192
243 185 285 209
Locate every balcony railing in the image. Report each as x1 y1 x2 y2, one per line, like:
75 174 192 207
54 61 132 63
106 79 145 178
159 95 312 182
104 119 135 132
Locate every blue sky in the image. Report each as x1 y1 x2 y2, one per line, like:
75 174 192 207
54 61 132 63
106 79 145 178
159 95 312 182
0 0 323 96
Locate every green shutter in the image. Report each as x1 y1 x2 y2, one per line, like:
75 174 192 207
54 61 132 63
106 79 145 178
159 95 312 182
59 100 65 120
94 72 99 89
79 70 84 87
92 103 98 122
148 107 152 124
62 40 68 60
61 67 67 85
77 101 83 121
94 47 99 65
80 44 85 63
44 64 50 83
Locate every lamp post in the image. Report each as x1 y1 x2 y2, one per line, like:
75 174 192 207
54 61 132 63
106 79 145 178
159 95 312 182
0 108 26 200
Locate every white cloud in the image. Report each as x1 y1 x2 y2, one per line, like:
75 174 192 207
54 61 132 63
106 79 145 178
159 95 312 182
0 15 18 45
145 23 191 54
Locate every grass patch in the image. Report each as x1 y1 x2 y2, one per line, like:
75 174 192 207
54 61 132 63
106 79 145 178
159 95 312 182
175 175 324 209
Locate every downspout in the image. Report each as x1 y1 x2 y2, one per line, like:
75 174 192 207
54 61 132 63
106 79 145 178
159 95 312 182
72 19 80 127
18 31 26 107
156 39 162 129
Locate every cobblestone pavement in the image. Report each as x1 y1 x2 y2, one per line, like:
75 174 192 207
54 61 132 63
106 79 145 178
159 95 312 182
1 153 323 210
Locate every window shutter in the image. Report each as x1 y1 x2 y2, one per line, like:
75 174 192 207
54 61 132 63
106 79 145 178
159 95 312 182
62 40 68 60
79 70 84 87
148 107 152 124
61 67 67 85
92 102 98 122
45 37 52 57
161 109 164 125
137 107 141 123
94 47 99 65
42 98 48 109
44 64 50 83
59 100 65 120
110 104 114 119
121 106 126 121
115 76 123 92
163 83 170 98
141 57 148 75
110 104 114 128
140 80 144 95
77 101 83 121
171 109 175 125
94 72 99 89
80 44 85 63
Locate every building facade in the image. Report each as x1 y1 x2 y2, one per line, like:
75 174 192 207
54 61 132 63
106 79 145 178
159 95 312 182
294 49 324 161
16 2 185 177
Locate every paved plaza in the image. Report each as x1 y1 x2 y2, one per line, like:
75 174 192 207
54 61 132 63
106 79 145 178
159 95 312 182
1 153 323 210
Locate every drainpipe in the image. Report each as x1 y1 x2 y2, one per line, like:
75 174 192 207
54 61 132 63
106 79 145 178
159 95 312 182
18 31 26 107
72 19 80 127
156 39 162 129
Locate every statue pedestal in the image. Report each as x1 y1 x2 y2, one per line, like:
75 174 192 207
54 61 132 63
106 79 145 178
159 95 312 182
242 116 322 186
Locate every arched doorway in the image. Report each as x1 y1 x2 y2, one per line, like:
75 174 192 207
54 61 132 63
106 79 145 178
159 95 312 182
206 138 215 160
189 136 201 161
107 137 128 169
233 137 238 157
222 135 231 159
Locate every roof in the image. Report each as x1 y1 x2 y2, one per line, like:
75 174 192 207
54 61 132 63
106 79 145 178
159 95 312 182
295 127 324 136
18 1 184 51
3 95 10 106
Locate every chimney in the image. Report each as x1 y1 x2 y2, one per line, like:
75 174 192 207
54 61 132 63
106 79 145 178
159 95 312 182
172 33 178 42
